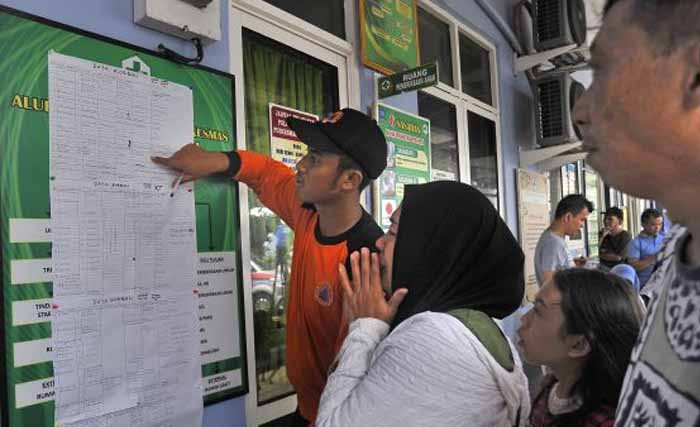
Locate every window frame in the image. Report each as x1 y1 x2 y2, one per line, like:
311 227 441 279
258 0 347 40
232 0 360 107
416 0 500 113
417 90 462 182
464 105 503 212
416 0 504 214
581 162 603 257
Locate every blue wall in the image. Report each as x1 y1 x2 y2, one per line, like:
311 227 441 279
0 1 246 426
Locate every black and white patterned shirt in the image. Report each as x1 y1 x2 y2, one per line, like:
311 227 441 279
616 225 700 426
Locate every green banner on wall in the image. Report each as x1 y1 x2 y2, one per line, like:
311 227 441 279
360 0 420 75
0 7 247 427
373 103 431 229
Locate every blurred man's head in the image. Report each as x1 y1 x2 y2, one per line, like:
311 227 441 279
573 1 700 207
604 207 624 232
641 208 663 236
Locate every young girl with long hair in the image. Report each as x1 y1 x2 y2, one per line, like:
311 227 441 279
518 269 644 427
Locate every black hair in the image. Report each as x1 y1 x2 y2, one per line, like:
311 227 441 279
554 194 595 219
604 207 624 222
336 154 371 191
545 269 643 427
641 208 662 224
604 0 700 55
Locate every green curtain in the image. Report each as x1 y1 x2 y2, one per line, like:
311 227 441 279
243 35 325 155
242 34 326 263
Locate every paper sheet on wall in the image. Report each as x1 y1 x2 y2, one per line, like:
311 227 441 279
48 51 203 427
516 169 550 303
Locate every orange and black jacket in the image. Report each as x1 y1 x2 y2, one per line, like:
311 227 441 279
230 150 383 424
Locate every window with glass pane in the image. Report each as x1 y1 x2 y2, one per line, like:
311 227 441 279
418 7 453 86
561 162 583 241
584 164 600 256
417 92 459 181
262 0 345 39
560 163 579 197
467 111 498 208
459 33 492 105
243 29 339 404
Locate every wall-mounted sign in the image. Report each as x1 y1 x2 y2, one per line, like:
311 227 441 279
360 0 420 75
516 169 550 303
377 62 438 99
373 103 431 229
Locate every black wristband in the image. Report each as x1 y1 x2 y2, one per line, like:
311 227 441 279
223 151 241 178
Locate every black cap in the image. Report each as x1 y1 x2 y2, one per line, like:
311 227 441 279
286 108 387 179
603 207 624 220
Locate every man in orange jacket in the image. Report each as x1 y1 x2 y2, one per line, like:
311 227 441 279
153 108 387 426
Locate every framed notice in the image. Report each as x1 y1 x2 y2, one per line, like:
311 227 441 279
516 169 550 303
373 103 431 229
360 0 420 75
0 6 247 427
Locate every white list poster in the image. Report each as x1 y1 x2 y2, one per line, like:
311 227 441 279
48 51 202 427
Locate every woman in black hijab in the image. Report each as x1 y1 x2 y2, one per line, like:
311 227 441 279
316 181 530 427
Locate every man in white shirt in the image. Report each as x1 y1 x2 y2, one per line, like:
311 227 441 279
534 194 594 286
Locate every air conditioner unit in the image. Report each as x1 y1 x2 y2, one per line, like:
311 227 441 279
533 0 587 51
534 72 584 147
181 0 214 8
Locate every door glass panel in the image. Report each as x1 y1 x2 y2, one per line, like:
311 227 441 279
262 0 345 39
417 7 453 86
584 164 600 256
459 33 492 105
467 111 498 208
417 92 459 181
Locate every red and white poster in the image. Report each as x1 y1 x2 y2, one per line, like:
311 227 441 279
269 103 319 167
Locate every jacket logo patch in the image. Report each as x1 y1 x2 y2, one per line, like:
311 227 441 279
315 283 333 306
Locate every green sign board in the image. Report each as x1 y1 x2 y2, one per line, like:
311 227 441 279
377 62 438 99
360 0 420 75
0 7 247 427
373 103 431 229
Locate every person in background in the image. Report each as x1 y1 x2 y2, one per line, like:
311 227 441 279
626 208 664 289
610 264 647 313
274 222 289 283
534 195 594 286
316 181 530 427
572 0 700 423
598 207 632 270
609 264 641 295
518 269 644 427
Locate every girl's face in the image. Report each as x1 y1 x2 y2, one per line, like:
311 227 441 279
517 282 587 367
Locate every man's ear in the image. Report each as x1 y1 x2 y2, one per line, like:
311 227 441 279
340 169 364 192
683 43 700 110
566 334 591 359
